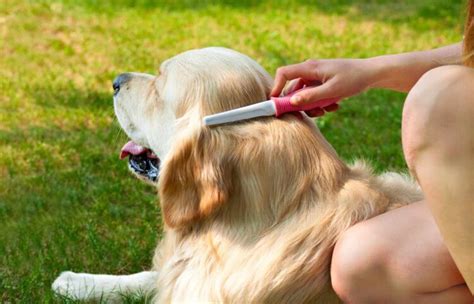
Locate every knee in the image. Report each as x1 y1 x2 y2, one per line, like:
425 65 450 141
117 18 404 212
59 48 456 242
402 65 474 169
331 224 389 302
407 65 473 101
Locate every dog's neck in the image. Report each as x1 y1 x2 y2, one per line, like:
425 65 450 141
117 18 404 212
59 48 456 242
169 116 349 241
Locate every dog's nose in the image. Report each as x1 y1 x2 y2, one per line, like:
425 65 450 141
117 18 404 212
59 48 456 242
112 73 132 95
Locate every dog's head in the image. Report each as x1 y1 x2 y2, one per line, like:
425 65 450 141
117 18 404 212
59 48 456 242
114 47 346 229
114 48 270 182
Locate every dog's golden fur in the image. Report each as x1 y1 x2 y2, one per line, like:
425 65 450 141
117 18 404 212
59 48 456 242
113 47 423 302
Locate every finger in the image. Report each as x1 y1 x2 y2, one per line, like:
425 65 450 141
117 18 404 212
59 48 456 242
323 103 339 112
271 62 318 97
305 108 325 117
290 80 338 106
271 67 291 97
282 78 305 96
284 79 323 95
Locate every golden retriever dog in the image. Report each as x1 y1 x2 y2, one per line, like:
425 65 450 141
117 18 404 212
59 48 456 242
52 47 422 302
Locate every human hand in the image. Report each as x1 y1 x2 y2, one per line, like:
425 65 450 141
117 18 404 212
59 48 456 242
272 59 374 116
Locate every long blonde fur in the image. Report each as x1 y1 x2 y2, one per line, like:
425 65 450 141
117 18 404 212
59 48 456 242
131 47 425 303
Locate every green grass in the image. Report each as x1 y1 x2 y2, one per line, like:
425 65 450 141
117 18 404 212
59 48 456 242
0 0 465 301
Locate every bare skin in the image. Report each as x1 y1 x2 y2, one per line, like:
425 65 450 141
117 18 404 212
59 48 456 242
331 201 470 303
271 43 462 105
402 65 474 292
272 42 474 302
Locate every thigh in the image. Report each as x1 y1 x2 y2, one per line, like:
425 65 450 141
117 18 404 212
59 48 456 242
361 201 465 293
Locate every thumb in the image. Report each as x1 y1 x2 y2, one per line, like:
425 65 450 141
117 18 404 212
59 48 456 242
290 81 338 106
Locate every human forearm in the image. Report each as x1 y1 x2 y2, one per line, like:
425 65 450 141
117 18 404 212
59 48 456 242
366 43 462 92
271 43 463 109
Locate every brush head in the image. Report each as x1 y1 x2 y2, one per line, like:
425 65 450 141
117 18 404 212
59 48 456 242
202 86 341 126
203 100 276 126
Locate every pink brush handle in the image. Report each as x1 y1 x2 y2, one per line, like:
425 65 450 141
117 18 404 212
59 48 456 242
272 88 340 117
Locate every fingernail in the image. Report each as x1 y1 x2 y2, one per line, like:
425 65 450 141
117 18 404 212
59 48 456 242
291 95 302 105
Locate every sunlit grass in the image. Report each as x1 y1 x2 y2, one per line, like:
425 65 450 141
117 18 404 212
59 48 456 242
0 0 464 301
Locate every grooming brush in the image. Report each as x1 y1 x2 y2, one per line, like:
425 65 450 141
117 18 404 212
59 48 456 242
203 87 339 126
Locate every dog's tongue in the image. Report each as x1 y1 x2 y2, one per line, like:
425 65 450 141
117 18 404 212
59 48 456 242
120 141 147 159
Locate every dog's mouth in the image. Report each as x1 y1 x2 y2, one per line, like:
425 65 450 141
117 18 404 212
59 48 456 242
120 141 160 182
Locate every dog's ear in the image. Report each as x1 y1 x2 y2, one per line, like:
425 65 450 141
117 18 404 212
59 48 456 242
158 129 234 228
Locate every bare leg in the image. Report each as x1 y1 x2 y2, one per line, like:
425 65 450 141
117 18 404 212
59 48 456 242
331 202 471 303
52 271 159 301
331 65 474 303
402 65 474 290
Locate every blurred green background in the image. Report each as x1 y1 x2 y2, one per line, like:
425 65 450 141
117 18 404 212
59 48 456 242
0 0 465 302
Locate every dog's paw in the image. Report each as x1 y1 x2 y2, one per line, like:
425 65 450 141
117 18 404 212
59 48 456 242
52 271 98 300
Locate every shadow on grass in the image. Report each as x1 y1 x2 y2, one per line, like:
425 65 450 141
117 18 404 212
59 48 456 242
45 0 465 26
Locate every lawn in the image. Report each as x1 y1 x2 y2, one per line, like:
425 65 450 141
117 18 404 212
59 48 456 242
0 0 465 302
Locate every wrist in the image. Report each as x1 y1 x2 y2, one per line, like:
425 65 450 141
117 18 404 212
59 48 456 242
363 56 393 90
